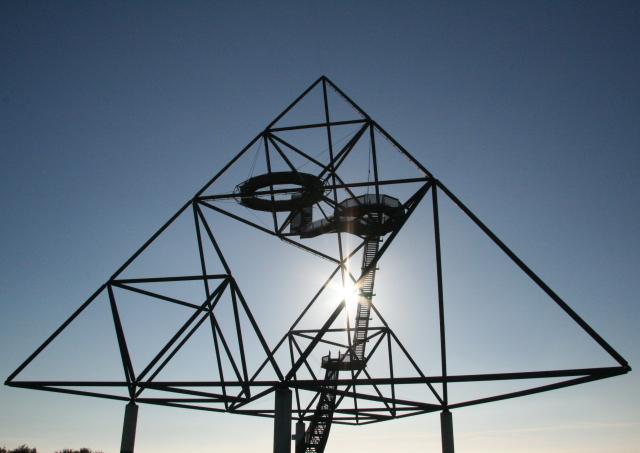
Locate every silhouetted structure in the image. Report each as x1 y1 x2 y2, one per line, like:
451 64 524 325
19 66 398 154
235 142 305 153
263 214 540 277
6 76 630 453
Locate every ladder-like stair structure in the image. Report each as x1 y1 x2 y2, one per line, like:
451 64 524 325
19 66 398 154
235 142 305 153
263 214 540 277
353 238 379 362
302 236 380 453
302 368 338 453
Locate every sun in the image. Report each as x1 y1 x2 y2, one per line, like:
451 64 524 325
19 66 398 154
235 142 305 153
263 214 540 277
338 283 360 307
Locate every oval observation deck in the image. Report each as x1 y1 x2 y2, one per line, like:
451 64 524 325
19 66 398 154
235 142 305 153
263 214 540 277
234 171 326 212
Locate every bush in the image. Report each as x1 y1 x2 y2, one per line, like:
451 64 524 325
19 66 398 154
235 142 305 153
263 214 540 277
4 446 36 453
55 450 104 453
0 447 103 453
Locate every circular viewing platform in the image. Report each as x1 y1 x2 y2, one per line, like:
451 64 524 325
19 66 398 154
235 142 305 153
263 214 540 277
300 194 406 238
234 171 326 212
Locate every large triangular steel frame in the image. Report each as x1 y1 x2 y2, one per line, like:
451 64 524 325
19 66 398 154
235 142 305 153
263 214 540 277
5 196 286 415
6 76 630 425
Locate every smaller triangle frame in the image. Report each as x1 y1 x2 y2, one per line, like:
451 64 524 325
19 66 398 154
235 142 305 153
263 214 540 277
6 202 283 413
7 77 630 434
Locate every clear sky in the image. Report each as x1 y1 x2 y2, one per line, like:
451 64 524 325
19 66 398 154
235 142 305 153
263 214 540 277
1 1 639 452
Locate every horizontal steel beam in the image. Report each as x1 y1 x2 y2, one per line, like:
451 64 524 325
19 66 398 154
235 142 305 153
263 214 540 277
8 366 627 389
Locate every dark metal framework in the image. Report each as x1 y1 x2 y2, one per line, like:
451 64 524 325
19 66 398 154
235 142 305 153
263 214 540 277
6 77 630 436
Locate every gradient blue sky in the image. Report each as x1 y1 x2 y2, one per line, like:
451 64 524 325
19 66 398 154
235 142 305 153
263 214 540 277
1 1 639 452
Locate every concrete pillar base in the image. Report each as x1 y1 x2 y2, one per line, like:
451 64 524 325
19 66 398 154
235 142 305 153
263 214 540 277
440 410 454 453
273 388 292 453
120 402 138 453
295 420 306 453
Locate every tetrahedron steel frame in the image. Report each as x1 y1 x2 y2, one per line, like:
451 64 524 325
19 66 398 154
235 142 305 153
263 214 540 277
6 77 630 431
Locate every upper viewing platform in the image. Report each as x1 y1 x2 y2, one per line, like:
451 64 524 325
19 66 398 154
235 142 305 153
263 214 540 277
233 171 407 238
296 193 405 238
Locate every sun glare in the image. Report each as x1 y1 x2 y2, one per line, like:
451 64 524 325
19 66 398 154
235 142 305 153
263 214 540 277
339 283 360 308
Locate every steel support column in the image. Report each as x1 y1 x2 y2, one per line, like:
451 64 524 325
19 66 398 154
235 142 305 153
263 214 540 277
440 410 454 453
295 420 306 453
120 402 138 453
274 388 292 453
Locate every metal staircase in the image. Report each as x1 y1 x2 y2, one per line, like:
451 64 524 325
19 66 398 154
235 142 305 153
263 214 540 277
353 238 379 362
302 368 338 453
302 235 380 453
